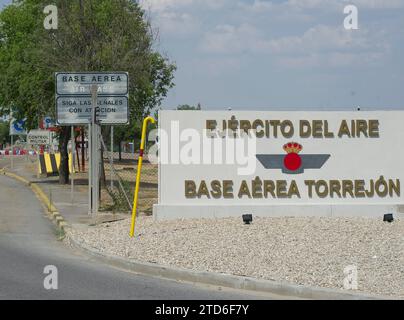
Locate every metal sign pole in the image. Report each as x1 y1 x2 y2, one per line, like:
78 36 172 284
10 135 13 170
95 123 102 213
71 126 75 204
91 84 99 215
25 139 28 163
110 126 114 189
88 123 92 215
94 121 100 214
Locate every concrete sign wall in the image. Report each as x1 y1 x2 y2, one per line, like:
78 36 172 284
153 110 404 220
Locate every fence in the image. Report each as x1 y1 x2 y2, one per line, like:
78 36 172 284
99 127 158 215
1 127 158 216
0 139 43 170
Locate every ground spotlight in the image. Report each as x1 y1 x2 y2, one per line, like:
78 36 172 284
383 213 394 223
242 214 253 225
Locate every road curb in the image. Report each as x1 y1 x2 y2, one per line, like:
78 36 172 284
66 231 390 300
0 169 31 186
0 168 69 234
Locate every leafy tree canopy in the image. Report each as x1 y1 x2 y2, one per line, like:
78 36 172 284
0 0 176 183
0 120 10 145
177 103 201 110
0 0 175 128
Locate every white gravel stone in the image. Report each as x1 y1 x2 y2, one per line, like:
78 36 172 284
67 216 404 298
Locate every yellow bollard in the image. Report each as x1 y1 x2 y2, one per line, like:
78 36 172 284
130 116 156 238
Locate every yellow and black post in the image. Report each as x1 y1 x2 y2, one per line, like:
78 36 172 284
130 116 156 238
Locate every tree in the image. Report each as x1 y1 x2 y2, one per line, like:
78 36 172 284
0 120 10 148
0 0 175 184
177 103 202 110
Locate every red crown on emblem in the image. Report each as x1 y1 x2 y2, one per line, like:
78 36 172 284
283 142 302 154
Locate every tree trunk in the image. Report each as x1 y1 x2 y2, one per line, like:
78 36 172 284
59 126 71 184
118 141 122 161
81 128 85 172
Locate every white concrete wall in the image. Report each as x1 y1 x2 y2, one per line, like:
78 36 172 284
154 110 404 220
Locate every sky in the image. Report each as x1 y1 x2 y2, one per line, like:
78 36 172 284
1 0 404 110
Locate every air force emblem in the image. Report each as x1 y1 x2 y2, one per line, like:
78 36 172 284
256 142 330 174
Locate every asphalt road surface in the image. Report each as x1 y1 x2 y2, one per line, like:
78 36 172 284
0 174 287 300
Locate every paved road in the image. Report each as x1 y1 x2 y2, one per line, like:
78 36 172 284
0 174 286 300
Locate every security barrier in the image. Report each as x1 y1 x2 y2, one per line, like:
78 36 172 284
38 153 74 176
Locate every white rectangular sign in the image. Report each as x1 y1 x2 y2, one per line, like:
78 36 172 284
56 96 129 125
56 72 128 96
154 110 404 220
27 130 51 145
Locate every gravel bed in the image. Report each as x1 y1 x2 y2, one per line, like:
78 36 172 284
67 216 404 298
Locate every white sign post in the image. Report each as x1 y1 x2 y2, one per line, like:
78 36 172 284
90 84 100 215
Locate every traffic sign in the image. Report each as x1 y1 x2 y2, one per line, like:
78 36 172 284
55 72 130 216
27 130 51 145
55 72 129 126
56 96 129 125
9 118 27 136
55 72 128 96
43 116 55 129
